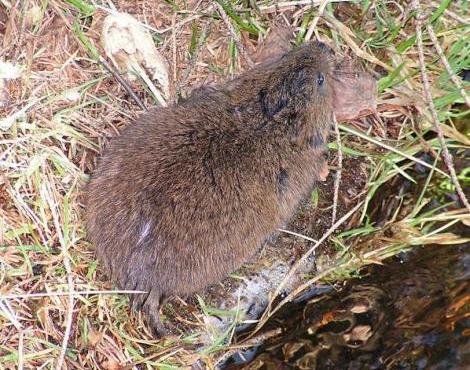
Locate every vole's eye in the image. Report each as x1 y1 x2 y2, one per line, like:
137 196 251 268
317 72 325 86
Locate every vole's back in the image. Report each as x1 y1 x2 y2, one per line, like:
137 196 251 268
85 42 334 333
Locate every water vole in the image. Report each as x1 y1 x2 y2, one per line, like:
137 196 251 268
85 41 334 334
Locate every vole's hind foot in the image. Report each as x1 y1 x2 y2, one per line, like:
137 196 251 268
147 309 169 337
139 291 169 337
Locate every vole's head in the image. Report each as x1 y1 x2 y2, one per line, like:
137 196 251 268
259 41 334 120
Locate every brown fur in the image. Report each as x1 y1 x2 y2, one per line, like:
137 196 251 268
85 42 334 334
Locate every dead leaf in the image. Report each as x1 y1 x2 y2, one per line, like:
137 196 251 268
343 325 373 344
101 12 170 105
282 342 305 361
2 6 15 48
88 327 103 347
319 311 335 326
0 5 7 34
252 24 294 64
0 60 22 112
101 359 125 370
24 4 42 29
350 303 369 314
333 59 377 122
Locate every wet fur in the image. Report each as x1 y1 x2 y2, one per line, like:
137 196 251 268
85 42 334 334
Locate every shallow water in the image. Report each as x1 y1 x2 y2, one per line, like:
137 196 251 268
224 242 469 369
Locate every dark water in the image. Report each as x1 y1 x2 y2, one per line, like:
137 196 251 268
224 242 469 369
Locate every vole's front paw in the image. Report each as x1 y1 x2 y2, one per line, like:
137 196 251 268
319 161 329 181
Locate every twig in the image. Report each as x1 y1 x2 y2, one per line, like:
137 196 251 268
49 202 75 370
339 123 449 177
279 228 318 242
323 13 392 71
214 328 282 366
11 0 27 61
171 12 178 102
0 299 22 329
272 255 356 316
121 347 184 370
430 2 470 25
331 116 343 225
0 0 12 9
98 56 148 112
18 329 24 370
213 1 255 68
0 289 148 300
412 0 470 213
49 3 148 112
250 201 363 337
426 24 470 108
96 4 215 34
305 0 330 41
176 22 210 96
259 0 349 14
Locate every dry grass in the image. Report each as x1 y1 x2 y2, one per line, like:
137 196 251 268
0 0 468 369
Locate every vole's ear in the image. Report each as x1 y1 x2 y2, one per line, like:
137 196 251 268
259 66 309 119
